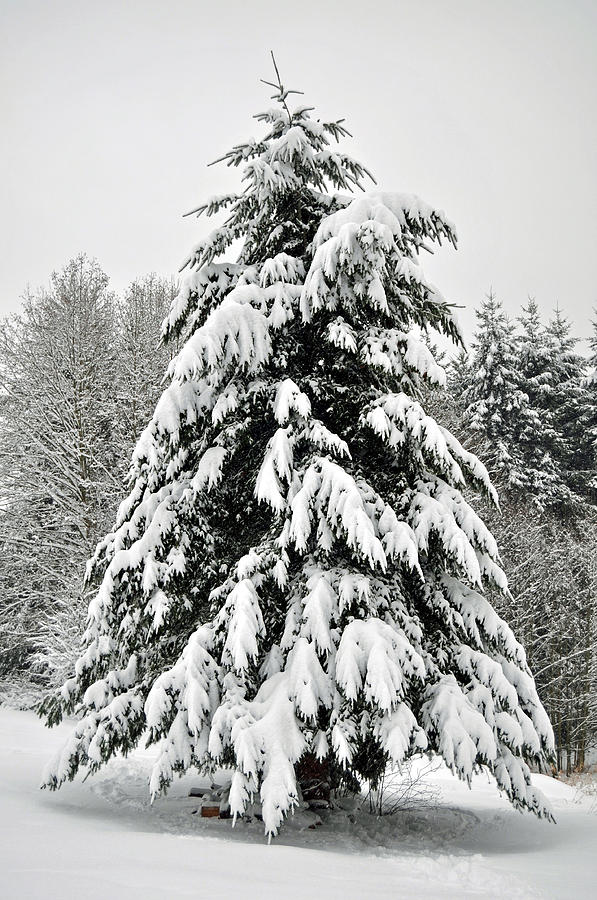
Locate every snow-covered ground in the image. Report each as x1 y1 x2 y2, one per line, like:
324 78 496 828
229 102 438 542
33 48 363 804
0 708 595 899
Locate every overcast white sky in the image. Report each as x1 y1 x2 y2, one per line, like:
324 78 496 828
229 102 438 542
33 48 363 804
1 0 595 348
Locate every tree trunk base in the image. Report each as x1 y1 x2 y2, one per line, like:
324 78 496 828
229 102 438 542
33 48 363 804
296 754 331 807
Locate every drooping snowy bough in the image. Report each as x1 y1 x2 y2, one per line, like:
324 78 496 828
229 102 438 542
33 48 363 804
42 72 555 836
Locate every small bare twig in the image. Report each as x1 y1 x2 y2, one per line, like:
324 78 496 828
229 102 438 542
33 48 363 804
367 757 442 815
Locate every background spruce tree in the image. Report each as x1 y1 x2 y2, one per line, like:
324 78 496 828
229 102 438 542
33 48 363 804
546 308 595 504
589 312 597 378
42 67 554 836
463 291 529 488
514 298 567 508
582 312 597 499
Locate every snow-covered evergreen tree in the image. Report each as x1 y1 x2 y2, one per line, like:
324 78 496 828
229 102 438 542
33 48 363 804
589 312 597 377
582 312 597 497
42 70 554 835
462 292 531 487
514 299 570 508
546 308 596 504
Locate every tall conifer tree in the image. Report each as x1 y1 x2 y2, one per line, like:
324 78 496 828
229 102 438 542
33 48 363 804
583 313 597 497
546 308 595 503
589 312 597 375
42 68 554 836
463 292 530 487
514 299 569 507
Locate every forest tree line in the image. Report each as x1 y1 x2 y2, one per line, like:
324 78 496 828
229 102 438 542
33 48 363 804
440 293 597 772
0 256 595 773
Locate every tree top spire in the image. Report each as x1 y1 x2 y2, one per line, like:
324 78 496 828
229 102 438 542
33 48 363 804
260 51 304 121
